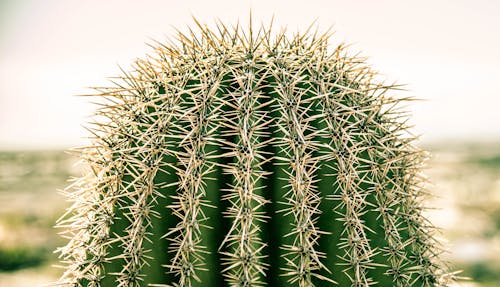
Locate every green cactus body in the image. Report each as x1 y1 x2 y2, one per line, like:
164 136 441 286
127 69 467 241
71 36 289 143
54 20 453 287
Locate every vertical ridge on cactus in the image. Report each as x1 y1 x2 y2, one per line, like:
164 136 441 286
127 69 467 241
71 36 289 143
53 18 455 287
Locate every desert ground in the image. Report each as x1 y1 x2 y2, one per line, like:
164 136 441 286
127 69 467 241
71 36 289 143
0 143 499 286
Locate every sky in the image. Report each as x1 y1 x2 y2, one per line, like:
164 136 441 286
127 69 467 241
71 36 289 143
1 0 499 149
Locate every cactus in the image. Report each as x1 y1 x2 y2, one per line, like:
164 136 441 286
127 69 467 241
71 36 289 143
54 18 455 287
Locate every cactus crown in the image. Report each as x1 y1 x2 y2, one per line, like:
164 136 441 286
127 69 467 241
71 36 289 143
54 18 454 287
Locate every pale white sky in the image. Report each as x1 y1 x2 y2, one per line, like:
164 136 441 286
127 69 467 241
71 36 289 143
1 0 499 149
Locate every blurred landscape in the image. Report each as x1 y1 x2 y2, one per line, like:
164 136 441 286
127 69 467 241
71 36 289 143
0 142 499 287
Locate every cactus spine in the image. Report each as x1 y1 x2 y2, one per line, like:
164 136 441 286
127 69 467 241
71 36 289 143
54 19 454 287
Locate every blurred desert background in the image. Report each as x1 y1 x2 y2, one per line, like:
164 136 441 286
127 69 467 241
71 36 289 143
1 0 499 286
1 144 500 287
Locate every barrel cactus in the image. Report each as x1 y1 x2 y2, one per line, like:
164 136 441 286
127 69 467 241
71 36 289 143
54 19 455 287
